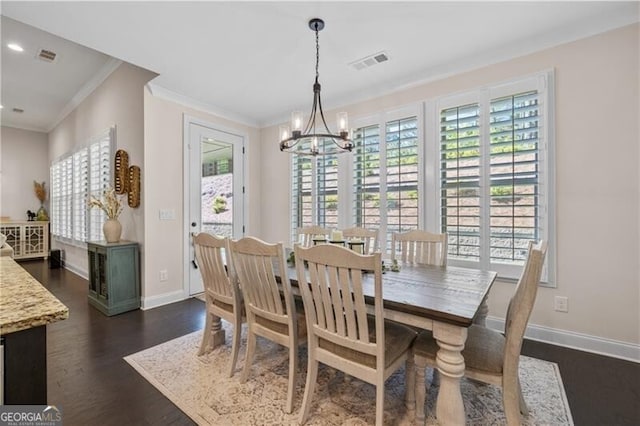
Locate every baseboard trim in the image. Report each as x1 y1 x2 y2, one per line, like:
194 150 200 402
64 263 88 280
486 316 640 363
141 290 187 310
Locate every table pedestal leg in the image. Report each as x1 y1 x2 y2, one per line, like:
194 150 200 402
433 322 467 426
210 314 226 347
199 311 226 355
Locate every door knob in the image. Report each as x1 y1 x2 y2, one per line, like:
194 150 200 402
191 222 197 227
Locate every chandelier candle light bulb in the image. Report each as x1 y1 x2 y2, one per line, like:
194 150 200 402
292 111 303 134
337 112 348 134
279 125 290 141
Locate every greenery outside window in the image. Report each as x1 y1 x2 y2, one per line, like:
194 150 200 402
435 72 554 282
352 114 420 252
291 139 339 242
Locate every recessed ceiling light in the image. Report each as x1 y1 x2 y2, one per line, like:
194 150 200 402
7 43 24 52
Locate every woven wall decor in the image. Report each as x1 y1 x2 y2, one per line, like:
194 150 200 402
128 165 141 208
114 149 130 194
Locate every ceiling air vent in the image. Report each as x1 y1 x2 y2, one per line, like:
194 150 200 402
37 48 57 63
12 108 24 113
349 51 389 71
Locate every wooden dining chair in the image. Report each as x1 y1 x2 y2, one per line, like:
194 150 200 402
297 225 330 247
413 240 548 425
294 244 417 426
228 236 305 414
342 226 380 254
193 232 245 377
391 230 447 266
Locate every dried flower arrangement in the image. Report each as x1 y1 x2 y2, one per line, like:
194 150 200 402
34 181 46 204
88 186 124 220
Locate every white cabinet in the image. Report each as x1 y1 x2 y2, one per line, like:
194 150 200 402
0 221 49 259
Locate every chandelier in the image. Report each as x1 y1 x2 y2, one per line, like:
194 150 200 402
279 18 353 157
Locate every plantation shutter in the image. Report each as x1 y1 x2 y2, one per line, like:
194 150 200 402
88 137 111 241
73 149 89 242
440 104 482 261
489 91 540 263
291 141 313 242
438 73 550 282
50 162 62 237
352 124 381 230
385 116 419 251
316 141 339 229
60 156 74 240
50 127 113 245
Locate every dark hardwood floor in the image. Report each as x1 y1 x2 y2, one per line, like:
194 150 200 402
18 259 640 425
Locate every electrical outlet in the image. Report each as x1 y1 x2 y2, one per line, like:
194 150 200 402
554 296 568 313
159 270 168 282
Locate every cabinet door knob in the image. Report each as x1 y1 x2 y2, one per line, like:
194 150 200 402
191 222 197 227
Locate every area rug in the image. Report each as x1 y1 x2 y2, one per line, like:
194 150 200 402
124 323 573 425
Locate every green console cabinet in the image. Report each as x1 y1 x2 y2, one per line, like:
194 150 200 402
87 240 140 316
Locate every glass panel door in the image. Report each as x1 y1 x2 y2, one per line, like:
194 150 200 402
188 122 244 295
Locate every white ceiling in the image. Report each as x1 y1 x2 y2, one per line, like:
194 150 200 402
1 1 638 132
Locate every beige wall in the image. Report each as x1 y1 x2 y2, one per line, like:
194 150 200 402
0 126 49 220
142 90 261 306
48 62 157 276
260 24 640 348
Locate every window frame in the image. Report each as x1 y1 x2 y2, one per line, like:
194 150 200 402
288 71 555 286
428 71 555 285
347 105 424 253
50 127 115 247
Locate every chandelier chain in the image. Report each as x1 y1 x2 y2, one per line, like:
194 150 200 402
315 26 320 83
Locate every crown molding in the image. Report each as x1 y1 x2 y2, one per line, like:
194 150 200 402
0 122 48 133
46 58 123 133
146 83 259 128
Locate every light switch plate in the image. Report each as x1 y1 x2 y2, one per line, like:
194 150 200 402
159 209 175 220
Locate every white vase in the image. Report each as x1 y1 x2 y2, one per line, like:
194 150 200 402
103 218 122 243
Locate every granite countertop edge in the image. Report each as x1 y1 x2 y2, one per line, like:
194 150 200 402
0 257 69 336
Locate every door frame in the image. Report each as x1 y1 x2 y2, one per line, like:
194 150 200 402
182 114 247 298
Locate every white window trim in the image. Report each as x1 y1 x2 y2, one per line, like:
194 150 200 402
50 126 115 248
348 104 423 249
427 70 556 286
288 71 556 286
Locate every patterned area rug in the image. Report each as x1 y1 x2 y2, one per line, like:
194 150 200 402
124 323 573 425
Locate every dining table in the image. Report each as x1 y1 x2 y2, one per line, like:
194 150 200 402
294 261 496 425
205 258 497 425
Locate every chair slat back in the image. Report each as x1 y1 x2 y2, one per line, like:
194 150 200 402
342 227 380 254
391 230 447 266
230 237 292 320
504 240 548 355
193 233 236 304
295 244 383 359
297 226 330 247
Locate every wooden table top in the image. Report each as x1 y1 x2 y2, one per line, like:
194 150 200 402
285 263 497 328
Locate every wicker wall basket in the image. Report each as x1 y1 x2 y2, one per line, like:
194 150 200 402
114 149 130 194
128 165 141 208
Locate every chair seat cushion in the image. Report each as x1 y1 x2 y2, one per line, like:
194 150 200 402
413 325 505 373
319 317 416 369
209 293 246 318
255 311 307 337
